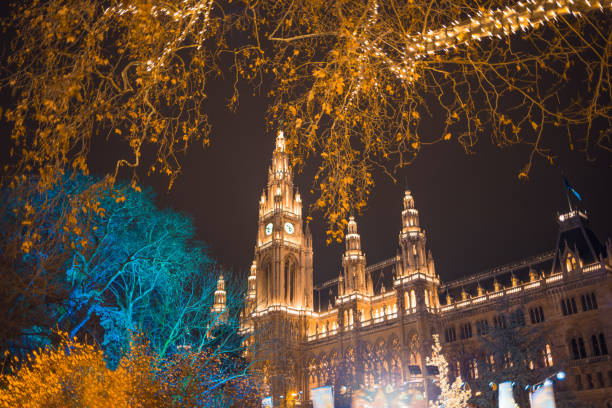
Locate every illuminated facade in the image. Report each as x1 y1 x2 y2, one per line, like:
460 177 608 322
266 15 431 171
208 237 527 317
241 131 612 407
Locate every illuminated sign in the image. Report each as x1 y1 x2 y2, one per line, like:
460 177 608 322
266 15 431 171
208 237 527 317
350 384 426 408
499 382 518 408
530 380 556 408
311 386 334 408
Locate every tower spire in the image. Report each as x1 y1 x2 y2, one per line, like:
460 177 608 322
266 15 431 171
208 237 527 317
254 129 313 312
210 274 227 327
398 189 435 277
342 216 370 295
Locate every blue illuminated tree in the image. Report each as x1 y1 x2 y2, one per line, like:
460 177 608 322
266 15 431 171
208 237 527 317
1 174 249 368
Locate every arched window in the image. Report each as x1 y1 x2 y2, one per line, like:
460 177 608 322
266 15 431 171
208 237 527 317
600 333 608 355
566 253 578 271
570 336 587 359
593 335 602 356
410 289 416 309
260 259 271 305
571 339 580 359
544 344 554 367
511 309 526 327
488 354 495 372
409 334 420 365
578 337 587 358
284 256 296 304
469 359 479 379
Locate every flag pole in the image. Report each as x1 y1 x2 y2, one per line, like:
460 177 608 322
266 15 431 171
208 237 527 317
562 173 573 212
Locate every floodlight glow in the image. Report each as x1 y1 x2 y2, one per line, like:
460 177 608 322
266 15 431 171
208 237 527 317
556 371 566 381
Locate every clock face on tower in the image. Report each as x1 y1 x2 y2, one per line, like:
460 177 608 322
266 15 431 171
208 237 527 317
284 222 295 234
265 223 273 235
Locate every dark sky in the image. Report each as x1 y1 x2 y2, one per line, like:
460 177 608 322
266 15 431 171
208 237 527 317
115 78 612 286
1 4 611 286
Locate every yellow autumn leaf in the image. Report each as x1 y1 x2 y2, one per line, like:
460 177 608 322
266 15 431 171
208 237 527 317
313 69 326 79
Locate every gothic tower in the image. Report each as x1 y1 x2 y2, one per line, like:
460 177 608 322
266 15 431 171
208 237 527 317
396 190 439 305
394 190 440 390
340 216 372 296
253 130 314 311
249 131 314 405
212 274 227 320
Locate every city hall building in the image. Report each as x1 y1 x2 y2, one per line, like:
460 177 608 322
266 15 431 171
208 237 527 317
239 132 612 407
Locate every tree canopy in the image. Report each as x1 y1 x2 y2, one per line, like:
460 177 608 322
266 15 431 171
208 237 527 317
0 174 247 368
1 0 610 237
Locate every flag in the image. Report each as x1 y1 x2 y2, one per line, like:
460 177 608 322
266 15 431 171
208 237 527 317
563 176 582 201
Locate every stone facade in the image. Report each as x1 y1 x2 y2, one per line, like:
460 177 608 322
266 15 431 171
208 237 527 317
240 132 612 407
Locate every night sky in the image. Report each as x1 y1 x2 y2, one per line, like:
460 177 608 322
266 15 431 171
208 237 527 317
90 77 612 286
1 5 611 287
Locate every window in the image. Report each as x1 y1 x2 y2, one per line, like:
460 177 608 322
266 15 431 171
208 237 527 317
544 344 554 367
600 333 608 355
493 314 507 329
445 326 456 343
593 335 602 356
571 336 587 359
460 323 473 339
488 354 495 372
561 297 578 316
581 292 598 311
529 306 545 324
575 375 583 390
511 309 526 327
597 372 604 388
476 319 489 336
284 257 295 303
586 373 593 389
566 253 580 271
579 337 587 358
469 359 478 379
502 351 513 369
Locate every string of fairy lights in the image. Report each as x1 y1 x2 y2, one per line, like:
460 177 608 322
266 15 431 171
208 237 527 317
359 0 612 83
103 0 215 72
94 0 610 99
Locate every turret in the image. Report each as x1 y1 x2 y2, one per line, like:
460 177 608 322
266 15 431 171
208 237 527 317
395 189 440 313
398 189 436 278
342 216 370 295
248 261 257 299
211 274 227 323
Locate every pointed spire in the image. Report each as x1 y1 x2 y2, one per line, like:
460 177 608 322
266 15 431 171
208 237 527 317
342 216 368 295
275 129 286 152
259 129 303 217
248 261 257 297
214 274 226 307
493 279 501 292
529 268 537 282
212 274 227 322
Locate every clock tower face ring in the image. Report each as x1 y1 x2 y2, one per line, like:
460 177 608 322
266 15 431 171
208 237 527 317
265 222 273 235
284 222 295 234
